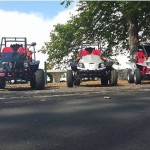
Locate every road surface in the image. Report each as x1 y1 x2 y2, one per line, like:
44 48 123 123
0 81 150 150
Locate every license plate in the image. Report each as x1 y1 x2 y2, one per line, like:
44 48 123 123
89 63 94 68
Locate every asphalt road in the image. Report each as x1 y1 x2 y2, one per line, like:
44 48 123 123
0 82 150 150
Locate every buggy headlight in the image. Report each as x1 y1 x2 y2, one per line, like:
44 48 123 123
24 62 29 68
78 62 85 68
99 63 105 68
146 62 150 67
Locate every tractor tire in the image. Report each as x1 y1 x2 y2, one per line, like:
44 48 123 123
0 78 6 89
110 69 118 86
127 69 134 83
101 76 108 86
67 70 74 87
30 69 45 90
134 68 142 84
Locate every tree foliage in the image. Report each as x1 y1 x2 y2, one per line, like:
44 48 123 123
41 22 82 64
42 1 150 65
74 1 150 50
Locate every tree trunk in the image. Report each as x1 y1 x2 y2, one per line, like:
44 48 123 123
128 16 139 60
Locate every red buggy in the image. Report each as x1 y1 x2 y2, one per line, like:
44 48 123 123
0 37 45 89
127 43 150 84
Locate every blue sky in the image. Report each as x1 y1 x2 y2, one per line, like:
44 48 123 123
0 1 70 19
0 1 77 68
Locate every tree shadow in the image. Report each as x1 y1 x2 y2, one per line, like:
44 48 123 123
0 91 150 150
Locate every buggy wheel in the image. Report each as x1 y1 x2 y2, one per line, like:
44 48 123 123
35 69 45 90
134 68 142 84
101 76 108 86
30 73 36 89
0 78 6 89
74 78 80 86
67 70 74 87
110 69 118 86
127 69 134 83
30 69 45 90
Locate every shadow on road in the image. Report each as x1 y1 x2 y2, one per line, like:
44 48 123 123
0 91 150 150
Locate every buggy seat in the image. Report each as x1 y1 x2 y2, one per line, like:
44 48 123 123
78 49 101 58
2 47 13 54
135 50 146 63
17 47 32 61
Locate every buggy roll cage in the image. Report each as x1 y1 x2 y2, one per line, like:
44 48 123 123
80 41 101 50
0 37 36 60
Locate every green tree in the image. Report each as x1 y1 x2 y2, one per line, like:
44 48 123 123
74 1 150 53
41 23 76 65
42 1 150 65
41 21 85 66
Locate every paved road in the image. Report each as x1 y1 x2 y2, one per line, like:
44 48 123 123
0 83 150 150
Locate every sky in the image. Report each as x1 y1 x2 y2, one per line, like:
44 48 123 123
0 1 130 70
0 1 77 69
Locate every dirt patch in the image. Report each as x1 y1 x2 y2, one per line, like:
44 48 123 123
5 80 150 91
46 80 130 87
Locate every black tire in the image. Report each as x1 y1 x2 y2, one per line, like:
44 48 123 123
0 78 6 89
30 73 36 89
134 68 142 84
110 69 118 86
35 69 45 90
67 70 74 87
101 76 108 86
30 69 45 90
127 69 134 83
74 78 80 86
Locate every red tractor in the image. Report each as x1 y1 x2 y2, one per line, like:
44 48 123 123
0 37 45 89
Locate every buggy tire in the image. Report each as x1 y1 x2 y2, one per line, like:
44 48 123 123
110 69 118 86
74 78 80 86
101 76 108 86
30 69 45 90
35 69 45 90
134 68 142 84
67 70 74 87
127 69 134 83
30 73 36 89
0 78 6 89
